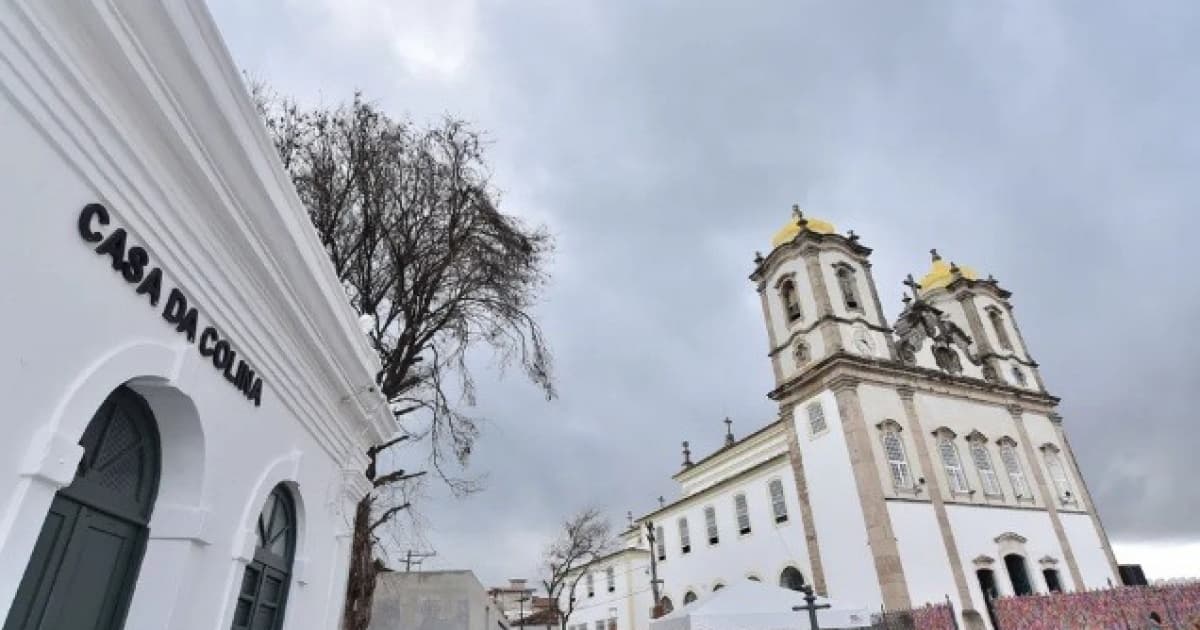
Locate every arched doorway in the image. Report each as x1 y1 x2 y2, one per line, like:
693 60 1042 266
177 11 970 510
779 567 806 591
4 386 161 630
231 485 297 630
1004 554 1033 596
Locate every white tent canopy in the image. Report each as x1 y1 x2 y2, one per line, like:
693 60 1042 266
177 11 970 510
649 581 873 630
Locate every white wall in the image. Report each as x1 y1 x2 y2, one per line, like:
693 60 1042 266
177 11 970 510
560 552 651 630
1060 513 1118 589
887 502 958 609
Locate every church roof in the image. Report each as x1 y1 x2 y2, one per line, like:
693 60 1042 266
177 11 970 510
770 206 836 248
918 249 978 294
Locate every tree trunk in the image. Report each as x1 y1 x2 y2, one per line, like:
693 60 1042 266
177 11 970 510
342 495 377 630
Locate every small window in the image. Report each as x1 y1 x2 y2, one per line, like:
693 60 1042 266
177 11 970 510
793 340 810 367
780 567 806 591
678 517 691 554
734 493 751 535
655 525 666 561
987 306 1014 351
970 442 1003 497
1043 568 1063 593
780 279 802 322
938 437 970 494
806 402 827 436
587 572 595 597
704 506 719 545
683 591 698 605
999 441 1031 499
1011 366 1028 387
1043 448 1074 505
834 264 862 312
768 479 789 523
606 566 615 593
594 621 604 630
881 424 912 490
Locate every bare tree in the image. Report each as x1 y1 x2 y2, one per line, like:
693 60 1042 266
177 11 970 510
542 509 614 630
255 87 555 630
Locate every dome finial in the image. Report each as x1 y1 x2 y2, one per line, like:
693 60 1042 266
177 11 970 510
930 248 942 262
682 441 693 468
791 204 803 220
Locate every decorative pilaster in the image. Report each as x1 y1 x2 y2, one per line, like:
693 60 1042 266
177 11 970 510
782 407 828 595
863 261 898 360
804 254 844 353
897 386 977 617
1003 305 1047 392
757 281 786 385
1007 406 1085 590
832 377 911 610
955 293 1001 382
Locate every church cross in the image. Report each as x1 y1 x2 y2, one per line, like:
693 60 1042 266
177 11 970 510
902 273 922 300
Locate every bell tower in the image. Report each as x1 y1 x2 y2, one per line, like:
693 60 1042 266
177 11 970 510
750 206 894 387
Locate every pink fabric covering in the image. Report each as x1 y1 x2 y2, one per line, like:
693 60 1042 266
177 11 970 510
993 581 1200 629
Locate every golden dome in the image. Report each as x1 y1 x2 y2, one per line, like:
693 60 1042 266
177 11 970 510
771 206 836 248
918 250 978 293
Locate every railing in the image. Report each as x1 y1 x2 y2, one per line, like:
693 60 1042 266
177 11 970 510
992 581 1200 629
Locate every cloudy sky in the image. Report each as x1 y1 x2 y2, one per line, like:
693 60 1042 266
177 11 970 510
208 1 1200 586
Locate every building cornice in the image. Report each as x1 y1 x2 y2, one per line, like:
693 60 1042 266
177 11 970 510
750 231 873 284
0 1 393 461
767 315 894 357
637 453 790 525
672 419 786 481
767 351 1060 413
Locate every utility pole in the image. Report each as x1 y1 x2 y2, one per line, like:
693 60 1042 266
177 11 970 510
645 521 663 618
401 549 436 572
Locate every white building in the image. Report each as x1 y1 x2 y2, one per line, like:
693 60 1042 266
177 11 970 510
0 3 391 629
559 547 653 630
575 209 1120 630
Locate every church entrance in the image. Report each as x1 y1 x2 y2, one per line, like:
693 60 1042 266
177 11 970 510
975 569 999 629
1003 554 1033 596
3 386 161 630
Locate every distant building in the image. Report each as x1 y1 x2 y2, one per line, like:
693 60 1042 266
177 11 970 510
488 578 537 621
370 570 511 630
558 547 652 630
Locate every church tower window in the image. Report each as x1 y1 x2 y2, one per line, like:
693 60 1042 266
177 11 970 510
936 431 971 494
878 420 912 490
986 306 1014 351
655 525 666 561
968 438 1003 497
704 506 719 545
833 263 863 312
997 438 1031 499
793 340 810 367
779 279 803 322
678 517 691 554
1042 445 1075 505
734 493 751 535
768 478 788 523
806 402 827 436
1011 366 1027 387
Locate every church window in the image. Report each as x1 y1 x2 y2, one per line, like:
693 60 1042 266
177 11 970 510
987 306 1014 351
998 441 1031 499
834 263 863 312
793 340 810 367
880 423 912 490
938 436 971 494
1011 366 1027 387
655 525 666 561
780 279 803 322
704 506 719 545
1004 554 1033 596
806 402 827 436
734 493 751 535
587 572 595 597
683 591 697 605
595 621 604 630
970 442 1003 497
1042 447 1075 505
779 567 807 591
768 478 788 523
606 566 615 592
678 517 691 554
1043 568 1063 593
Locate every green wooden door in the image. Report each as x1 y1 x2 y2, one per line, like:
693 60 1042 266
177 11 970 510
230 486 296 630
3 386 160 630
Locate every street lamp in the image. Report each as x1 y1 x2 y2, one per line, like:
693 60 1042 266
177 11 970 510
790 585 830 630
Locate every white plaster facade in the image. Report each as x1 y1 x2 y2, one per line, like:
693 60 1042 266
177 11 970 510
559 548 652 630
0 2 391 629
602 213 1120 630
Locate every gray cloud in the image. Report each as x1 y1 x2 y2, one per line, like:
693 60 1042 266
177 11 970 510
210 0 1200 585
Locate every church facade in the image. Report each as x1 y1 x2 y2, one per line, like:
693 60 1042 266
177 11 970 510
572 210 1119 630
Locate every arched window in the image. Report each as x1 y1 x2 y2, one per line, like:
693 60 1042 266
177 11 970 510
767 478 789 523
936 431 971 495
834 263 862 312
704 506 719 545
606 566 615 592
5 386 161 630
986 306 1014 351
232 484 297 630
1042 568 1062 593
1004 554 1033 596
967 434 1002 497
878 420 912 490
734 493 751 535
658 596 674 614
1042 446 1075 505
678 517 691 554
997 438 1031 499
779 567 806 591
780 279 803 322
683 591 698 605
